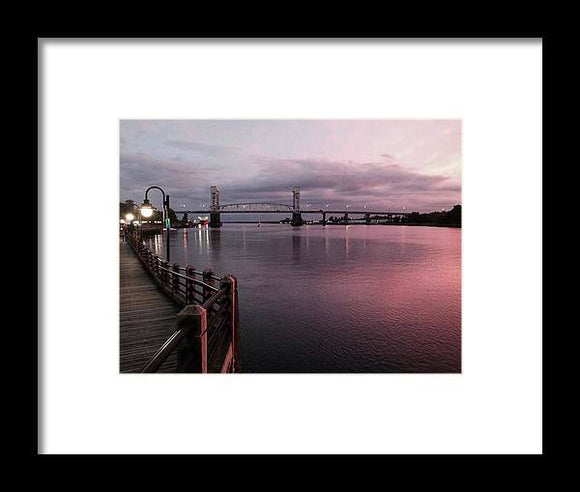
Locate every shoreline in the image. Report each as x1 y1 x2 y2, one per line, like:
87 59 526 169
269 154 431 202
190 222 461 228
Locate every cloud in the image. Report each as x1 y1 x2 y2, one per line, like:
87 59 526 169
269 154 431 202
120 151 461 211
234 157 456 197
120 152 217 205
164 140 241 155
120 119 462 212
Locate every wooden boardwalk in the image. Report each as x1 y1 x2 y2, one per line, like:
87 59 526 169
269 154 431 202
120 240 179 373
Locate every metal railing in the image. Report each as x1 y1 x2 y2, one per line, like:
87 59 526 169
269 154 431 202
126 232 240 373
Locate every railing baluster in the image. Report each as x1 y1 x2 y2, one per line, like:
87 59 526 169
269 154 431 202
186 266 196 304
203 269 216 304
172 263 180 302
162 260 170 290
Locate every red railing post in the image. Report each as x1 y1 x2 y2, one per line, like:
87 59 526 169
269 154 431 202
221 275 240 373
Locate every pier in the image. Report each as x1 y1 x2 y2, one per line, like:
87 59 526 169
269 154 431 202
120 233 240 373
120 241 179 372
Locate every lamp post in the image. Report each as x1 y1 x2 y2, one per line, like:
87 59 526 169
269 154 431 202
140 186 171 262
123 212 136 238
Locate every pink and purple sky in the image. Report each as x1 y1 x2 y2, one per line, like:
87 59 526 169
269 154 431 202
120 119 461 212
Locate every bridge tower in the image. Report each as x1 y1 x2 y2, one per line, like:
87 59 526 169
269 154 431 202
291 187 304 226
210 186 222 228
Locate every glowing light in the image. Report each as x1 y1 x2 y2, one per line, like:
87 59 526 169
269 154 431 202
120 219 126 224
125 213 134 222
140 201 154 218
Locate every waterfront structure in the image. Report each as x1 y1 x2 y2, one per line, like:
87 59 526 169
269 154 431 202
120 232 240 373
182 186 410 226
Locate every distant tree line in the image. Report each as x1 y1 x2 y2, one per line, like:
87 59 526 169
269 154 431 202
401 204 461 226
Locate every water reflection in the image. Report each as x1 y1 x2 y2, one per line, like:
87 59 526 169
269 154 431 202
154 233 162 256
182 229 188 252
146 223 461 373
209 228 222 259
292 234 302 262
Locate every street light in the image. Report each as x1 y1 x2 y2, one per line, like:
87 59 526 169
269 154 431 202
125 213 135 222
140 186 171 262
140 199 154 218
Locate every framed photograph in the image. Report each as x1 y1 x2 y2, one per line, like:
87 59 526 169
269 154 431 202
39 37 543 454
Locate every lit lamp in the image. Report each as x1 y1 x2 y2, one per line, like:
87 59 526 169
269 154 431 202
140 186 170 261
125 213 135 222
139 200 154 219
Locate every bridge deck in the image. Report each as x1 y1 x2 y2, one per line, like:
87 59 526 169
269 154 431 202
120 240 178 373
181 209 409 215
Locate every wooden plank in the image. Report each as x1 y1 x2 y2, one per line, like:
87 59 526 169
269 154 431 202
119 241 181 373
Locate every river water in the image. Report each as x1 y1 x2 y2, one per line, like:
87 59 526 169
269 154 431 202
144 224 461 373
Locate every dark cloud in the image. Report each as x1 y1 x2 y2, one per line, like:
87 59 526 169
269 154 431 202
120 152 215 206
235 157 454 197
121 153 460 212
